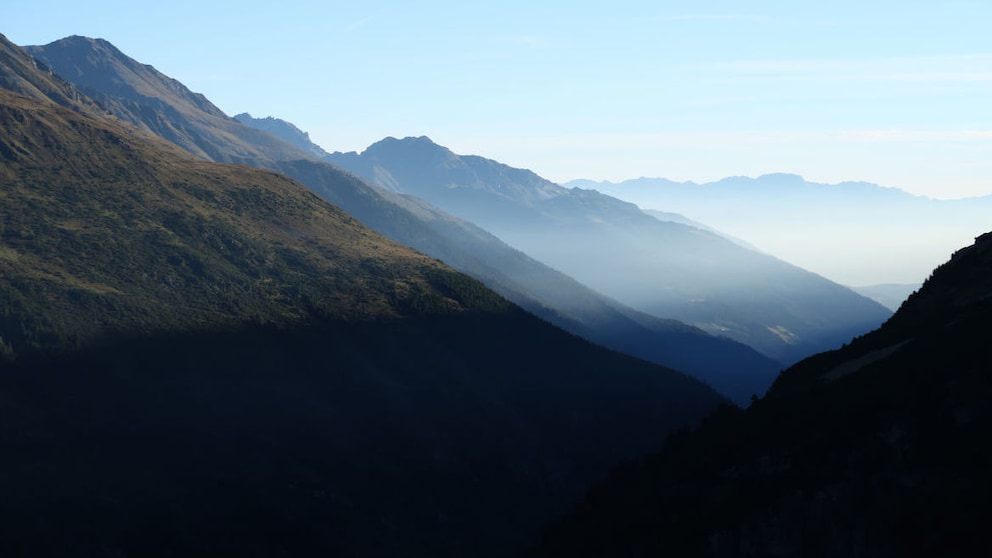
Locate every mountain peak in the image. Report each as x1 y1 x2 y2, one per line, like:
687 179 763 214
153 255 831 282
373 135 440 147
715 172 806 186
362 134 452 159
54 35 112 48
41 35 147 72
0 33 104 115
26 37 313 164
407 134 436 143
27 35 212 112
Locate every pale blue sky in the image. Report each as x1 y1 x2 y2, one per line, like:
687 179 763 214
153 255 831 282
5 1 991 197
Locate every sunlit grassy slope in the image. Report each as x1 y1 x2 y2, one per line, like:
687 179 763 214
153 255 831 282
0 88 511 353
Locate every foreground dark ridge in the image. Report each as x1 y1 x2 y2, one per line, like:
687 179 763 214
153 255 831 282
534 232 992 557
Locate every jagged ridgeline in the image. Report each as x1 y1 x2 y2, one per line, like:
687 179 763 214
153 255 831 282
0 35 725 557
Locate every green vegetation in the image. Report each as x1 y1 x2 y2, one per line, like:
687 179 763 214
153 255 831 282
0 89 509 357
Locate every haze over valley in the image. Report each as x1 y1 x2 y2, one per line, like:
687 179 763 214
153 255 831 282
571 174 991 288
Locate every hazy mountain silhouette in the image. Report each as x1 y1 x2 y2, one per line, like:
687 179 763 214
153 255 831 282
535 231 992 557
326 137 892 365
643 208 764 252
235 111 332 158
27 35 782 403
1 34 727 556
572 174 992 286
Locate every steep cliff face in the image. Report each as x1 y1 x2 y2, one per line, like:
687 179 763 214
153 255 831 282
535 233 992 558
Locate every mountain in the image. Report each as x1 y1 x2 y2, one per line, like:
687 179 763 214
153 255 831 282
1 34 728 556
0 34 106 117
25 35 312 164
534 231 992 557
268 159 782 404
326 137 892 365
27 35 782 404
573 174 992 286
235 111 332 158
643 209 764 252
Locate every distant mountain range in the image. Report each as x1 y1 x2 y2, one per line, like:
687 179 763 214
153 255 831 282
1 33 727 556
325 137 891 365
570 175 992 287
31 35 782 404
536 230 992 557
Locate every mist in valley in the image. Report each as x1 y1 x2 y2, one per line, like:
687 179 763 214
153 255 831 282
571 174 991 292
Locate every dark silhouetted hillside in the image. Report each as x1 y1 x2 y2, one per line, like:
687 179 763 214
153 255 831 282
534 231 992 558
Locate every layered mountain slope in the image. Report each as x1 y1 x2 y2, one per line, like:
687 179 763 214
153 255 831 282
269 158 781 404
26 35 311 164
327 137 892 364
0 39 727 556
535 232 992 558
26 35 782 403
